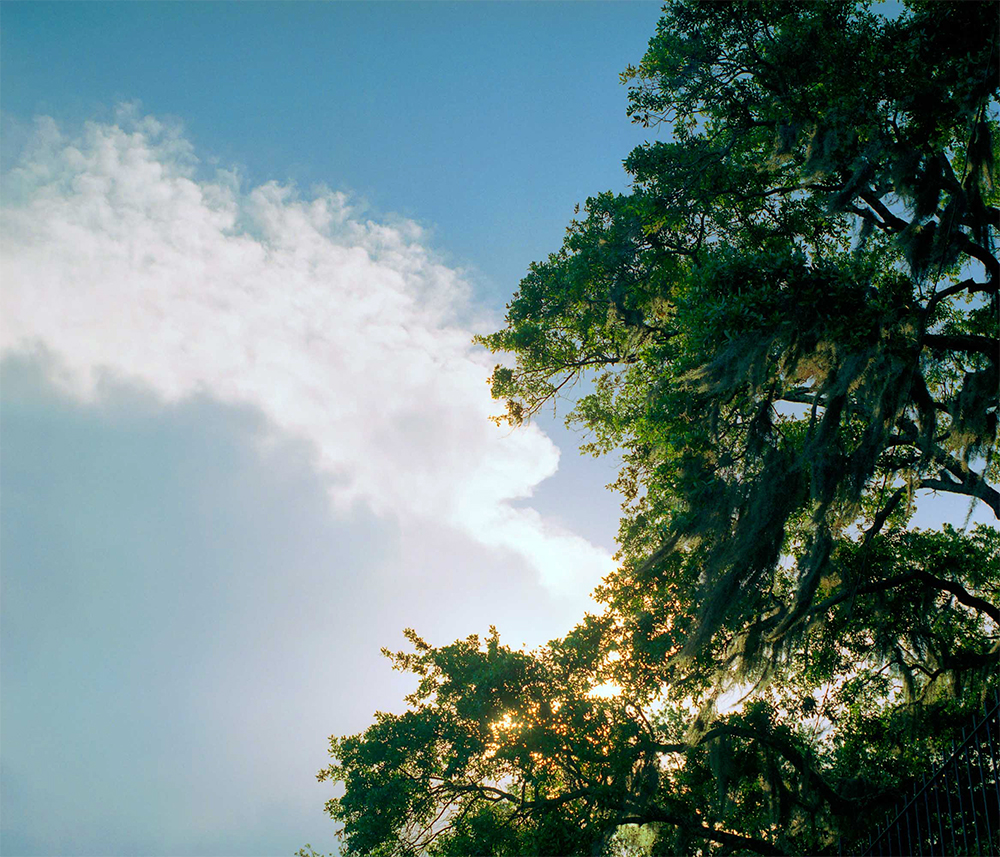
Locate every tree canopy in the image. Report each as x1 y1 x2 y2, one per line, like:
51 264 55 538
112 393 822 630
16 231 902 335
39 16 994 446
318 2 999 854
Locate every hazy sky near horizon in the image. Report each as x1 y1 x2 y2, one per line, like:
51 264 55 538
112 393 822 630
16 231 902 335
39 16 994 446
1 4 992 856
1 4 665 854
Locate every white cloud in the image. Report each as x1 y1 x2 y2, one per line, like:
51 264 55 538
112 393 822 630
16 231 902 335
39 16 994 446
0 106 613 610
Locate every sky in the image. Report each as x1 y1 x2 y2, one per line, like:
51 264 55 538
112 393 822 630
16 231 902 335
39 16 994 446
1 4 992 856
0 4 666 855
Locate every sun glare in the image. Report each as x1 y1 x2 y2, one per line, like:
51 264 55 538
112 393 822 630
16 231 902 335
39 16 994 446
587 681 622 699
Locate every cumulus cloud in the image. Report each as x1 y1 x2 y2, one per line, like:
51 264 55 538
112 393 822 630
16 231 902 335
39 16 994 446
0 105 613 607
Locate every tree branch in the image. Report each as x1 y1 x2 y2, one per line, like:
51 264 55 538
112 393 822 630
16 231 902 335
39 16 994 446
920 472 1000 519
862 484 908 543
449 781 592 812
858 190 909 232
621 808 787 856
807 571 920 617
926 277 993 312
808 567 999 625
846 204 899 234
914 570 1000 625
921 333 999 363
953 232 999 286
449 777 791 855
942 643 1000 671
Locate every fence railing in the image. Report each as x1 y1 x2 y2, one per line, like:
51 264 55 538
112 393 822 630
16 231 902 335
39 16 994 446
843 691 1000 857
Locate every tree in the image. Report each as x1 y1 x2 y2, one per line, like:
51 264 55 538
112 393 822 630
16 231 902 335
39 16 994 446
319 2 999 854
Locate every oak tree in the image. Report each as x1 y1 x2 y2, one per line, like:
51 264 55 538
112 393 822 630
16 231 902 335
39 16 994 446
319 2 999 853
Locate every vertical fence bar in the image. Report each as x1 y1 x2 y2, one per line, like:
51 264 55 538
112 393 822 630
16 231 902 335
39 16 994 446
899 802 908 857
992 694 1000 857
955 737 970 856
984 702 1000 815
964 726 984 857
934 779 944 855
995 704 1000 857
905 794 914 857
922 777 934 855
943 750 957 855
975 710 994 854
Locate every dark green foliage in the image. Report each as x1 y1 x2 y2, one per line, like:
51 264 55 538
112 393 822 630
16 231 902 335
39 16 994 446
319 2 998 855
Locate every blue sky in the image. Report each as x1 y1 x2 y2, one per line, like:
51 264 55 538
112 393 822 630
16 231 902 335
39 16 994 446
1 4 990 856
2 1 663 304
0 4 665 855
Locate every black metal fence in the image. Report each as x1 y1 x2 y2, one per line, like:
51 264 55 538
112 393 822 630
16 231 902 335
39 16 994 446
844 691 1000 857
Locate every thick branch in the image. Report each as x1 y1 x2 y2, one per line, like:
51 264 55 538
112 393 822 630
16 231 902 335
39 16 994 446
807 571 919 617
779 386 824 408
623 808 786 856
449 781 591 812
858 189 909 232
914 570 1000 625
926 277 993 312
451 779 788 855
808 568 999 625
920 473 1000 519
953 232 999 286
846 204 898 234
921 333 999 363
942 644 1000 671
862 485 908 543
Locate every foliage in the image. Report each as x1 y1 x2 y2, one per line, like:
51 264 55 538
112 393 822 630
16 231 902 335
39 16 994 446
319 2 998 854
